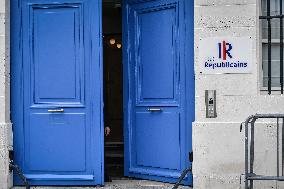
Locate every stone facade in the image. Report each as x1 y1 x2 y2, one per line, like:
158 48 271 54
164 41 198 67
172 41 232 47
0 0 12 188
193 0 284 188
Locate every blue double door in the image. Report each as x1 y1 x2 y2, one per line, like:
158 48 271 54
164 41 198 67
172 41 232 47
11 0 194 186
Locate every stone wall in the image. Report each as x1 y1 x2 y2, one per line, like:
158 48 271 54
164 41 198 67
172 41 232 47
193 0 284 188
0 0 12 188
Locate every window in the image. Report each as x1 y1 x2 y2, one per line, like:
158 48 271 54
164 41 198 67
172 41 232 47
261 0 284 94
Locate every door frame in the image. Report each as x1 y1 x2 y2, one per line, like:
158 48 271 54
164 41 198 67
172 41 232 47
11 0 104 185
122 0 194 185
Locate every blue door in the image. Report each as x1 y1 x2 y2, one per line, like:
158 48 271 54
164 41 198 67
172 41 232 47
11 0 103 186
123 0 194 185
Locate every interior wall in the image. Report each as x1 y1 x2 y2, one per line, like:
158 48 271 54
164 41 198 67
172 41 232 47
103 42 123 142
103 3 122 34
103 2 123 143
102 1 124 178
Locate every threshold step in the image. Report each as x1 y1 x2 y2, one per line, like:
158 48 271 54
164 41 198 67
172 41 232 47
105 151 124 158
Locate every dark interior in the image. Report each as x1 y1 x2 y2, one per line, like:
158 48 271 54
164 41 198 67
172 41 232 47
103 0 124 180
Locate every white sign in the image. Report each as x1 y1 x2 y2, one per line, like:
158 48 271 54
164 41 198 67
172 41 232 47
198 37 253 74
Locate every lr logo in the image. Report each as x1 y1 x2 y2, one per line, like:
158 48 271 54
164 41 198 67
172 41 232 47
199 37 252 73
218 41 233 60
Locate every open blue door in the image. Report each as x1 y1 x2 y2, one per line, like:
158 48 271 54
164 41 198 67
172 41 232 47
123 0 194 185
11 0 103 186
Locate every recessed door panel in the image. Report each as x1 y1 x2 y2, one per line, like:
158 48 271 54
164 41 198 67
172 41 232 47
137 8 177 103
135 111 181 170
28 113 86 172
33 7 83 104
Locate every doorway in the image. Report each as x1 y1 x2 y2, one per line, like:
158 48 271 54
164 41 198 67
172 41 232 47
103 0 124 180
103 0 194 185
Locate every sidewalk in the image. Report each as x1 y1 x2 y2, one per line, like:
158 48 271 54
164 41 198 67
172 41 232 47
13 179 192 189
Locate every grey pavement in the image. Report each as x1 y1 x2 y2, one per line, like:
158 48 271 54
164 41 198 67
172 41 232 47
13 179 192 189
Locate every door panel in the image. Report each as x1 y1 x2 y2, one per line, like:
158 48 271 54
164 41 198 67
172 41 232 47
135 111 181 170
138 7 176 101
11 0 103 186
123 0 193 185
136 3 178 105
33 6 83 103
28 113 86 172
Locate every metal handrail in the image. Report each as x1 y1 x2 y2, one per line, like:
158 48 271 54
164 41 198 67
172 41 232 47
242 114 284 189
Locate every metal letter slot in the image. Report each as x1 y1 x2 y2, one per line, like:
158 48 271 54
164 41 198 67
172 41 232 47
147 108 162 112
48 109 64 113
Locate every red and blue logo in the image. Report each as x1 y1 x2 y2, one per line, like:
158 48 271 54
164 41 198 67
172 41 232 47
218 41 233 60
204 40 247 70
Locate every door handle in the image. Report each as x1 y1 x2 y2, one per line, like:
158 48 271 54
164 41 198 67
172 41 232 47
48 109 64 113
147 108 162 112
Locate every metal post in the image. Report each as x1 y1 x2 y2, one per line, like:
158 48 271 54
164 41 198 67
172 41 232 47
267 0 272 94
245 116 253 189
282 118 284 176
277 118 280 176
245 119 248 189
250 119 256 188
280 0 283 94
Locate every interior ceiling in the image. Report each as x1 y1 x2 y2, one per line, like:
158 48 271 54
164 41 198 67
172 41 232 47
103 0 121 9
103 0 121 3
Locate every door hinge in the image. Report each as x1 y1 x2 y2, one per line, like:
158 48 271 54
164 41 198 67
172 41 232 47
189 151 193 162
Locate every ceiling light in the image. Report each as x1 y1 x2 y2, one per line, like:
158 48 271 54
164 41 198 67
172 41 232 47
109 38 116 45
117 43 122 49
